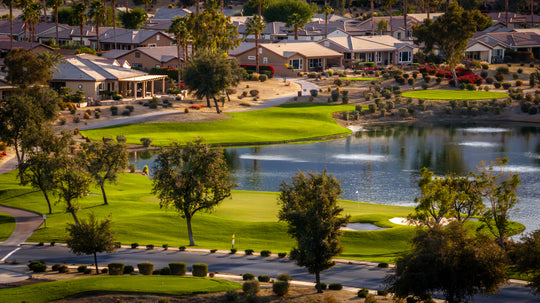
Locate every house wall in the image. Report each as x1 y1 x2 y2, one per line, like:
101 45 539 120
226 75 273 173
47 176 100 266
64 81 103 100
140 33 175 48
234 48 296 77
118 52 162 71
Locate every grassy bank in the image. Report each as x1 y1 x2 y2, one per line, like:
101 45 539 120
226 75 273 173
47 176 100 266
0 276 240 303
81 103 357 146
0 171 414 263
401 90 507 100
0 212 15 241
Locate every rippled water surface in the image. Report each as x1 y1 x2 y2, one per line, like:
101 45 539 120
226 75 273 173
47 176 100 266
131 122 540 233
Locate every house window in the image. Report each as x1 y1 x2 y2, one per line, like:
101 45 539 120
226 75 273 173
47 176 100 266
263 57 268 64
366 53 373 62
493 49 503 57
135 52 140 58
148 43 157 47
309 58 322 68
156 34 160 41
98 83 103 90
344 53 352 60
397 32 402 40
156 64 161 68
377 52 382 63
289 58 303 70
399 51 411 62
132 63 143 70
248 55 256 60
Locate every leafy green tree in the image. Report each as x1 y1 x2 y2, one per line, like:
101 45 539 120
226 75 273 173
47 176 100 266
510 230 540 295
167 15 191 87
278 170 349 293
177 0 196 8
152 139 233 246
66 213 116 274
119 8 148 29
72 2 87 45
245 15 265 73
474 158 520 260
413 2 491 83
4 49 60 87
262 0 314 24
460 0 482 10
242 0 268 17
89 0 105 52
385 223 507 303
183 50 244 113
376 19 389 35
188 6 241 53
77 140 128 205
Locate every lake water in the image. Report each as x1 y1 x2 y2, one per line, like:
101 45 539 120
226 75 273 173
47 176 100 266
131 122 540 233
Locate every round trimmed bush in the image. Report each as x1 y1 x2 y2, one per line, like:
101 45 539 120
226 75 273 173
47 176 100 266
529 107 538 115
272 280 289 296
123 265 134 274
192 263 208 277
260 250 271 257
242 280 259 296
365 294 377 303
243 273 255 280
58 265 69 273
169 262 186 275
137 262 154 275
108 263 124 275
159 267 171 275
52 264 62 271
28 261 47 272
358 288 369 298
277 273 291 281
258 275 270 282
328 283 343 290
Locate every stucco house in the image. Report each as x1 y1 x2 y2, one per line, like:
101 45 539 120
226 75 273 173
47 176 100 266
230 41 343 76
102 45 182 71
50 55 167 101
466 29 540 63
89 29 174 51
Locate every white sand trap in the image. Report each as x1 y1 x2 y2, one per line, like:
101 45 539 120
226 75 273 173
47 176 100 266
389 217 454 226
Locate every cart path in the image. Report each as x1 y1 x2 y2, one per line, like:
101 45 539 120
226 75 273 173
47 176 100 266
0 205 43 246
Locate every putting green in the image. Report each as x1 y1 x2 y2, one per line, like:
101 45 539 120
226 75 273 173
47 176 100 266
401 90 507 100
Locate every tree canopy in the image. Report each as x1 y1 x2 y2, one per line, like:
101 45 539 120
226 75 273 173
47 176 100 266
278 170 349 293
152 138 233 246
510 230 540 296
188 7 241 53
119 8 148 29
261 0 315 24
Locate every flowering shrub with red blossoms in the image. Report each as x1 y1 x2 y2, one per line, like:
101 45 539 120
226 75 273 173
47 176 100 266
418 64 482 84
189 105 206 110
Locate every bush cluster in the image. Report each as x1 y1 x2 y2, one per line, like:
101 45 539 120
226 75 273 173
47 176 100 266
192 263 208 277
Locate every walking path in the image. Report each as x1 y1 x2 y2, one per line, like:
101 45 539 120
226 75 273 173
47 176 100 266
0 205 43 247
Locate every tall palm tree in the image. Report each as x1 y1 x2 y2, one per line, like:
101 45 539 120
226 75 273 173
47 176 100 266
371 0 375 35
17 0 33 41
41 0 47 22
72 2 87 46
47 0 62 45
321 3 333 39
383 0 397 36
531 0 535 28
142 0 151 28
245 15 265 74
111 0 117 49
403 0 407 38
89 0 105 52
168 15 192 89
287 13 306 41
253 0 267 17
22 1 42 42
1 0 15 49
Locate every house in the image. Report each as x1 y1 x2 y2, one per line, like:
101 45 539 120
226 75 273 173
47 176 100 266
50 55 168 100
466 29 540 63
89 29 174 51
230 41 343 76
102 45 182 71
486 12 540 29
151 8 192 20
0 35 54 57
319 35 415 67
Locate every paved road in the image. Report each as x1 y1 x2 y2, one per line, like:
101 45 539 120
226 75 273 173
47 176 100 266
0 206 43 247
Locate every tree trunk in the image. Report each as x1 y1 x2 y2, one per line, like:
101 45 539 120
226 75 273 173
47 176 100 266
403 0 407 35
426 0 430 19
371 0 374 36
177 37 182 89
213 96 221 114
186 215 195 246
126 0 129 13
451 67 458 85
55 5 59 45
389 4 393 35
9 4 12 49
70 209 80 226
325 15 328 39
42 0 47 22
144 3 148 29
103 0 108 26
205 95 211 108
80 24 84 45
255 33 260 74
94 251 99 274
294 27 298 40
112 0 117 49
42 190 52 214
531 0 534 28
315 271 322 293
96 18 100 52
226 91 230 102
505 0 509 28
100 183 108 205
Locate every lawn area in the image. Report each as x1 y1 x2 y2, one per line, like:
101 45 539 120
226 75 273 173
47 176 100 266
81 103 357 146
0 276 240 303
0 212 15 241
401 90 508 100
0 171 415 263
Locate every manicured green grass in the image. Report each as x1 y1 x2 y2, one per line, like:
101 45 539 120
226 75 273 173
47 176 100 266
401 90 507 100
0 212 15 241
0 171 415 263
81 103 356 146
342 77 379 81
0 276 240 303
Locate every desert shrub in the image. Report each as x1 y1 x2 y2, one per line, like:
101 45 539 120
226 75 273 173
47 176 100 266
243 273 255 280
260 250 271 257
230 248 237 254
245 249 254 255
342 96 349 104
57 265 69 273
272 280 289 296
421 83 429 90
179 246 186 251
110 106 118 115
368 104 376 113
334 78 342 86
365 294 377 303
101 268 108 274
516 80 523 86
357 288 369 298
496 66 509 74
83 268 92 274
395 76 406 85
52 264 61 271
494 81 502 88
328 283 343 290
513 73 519 80
377 289 389 296
77 265 87 273
485 77 494 84
277 273 291 281
169 262 186 275
225 290 239 301
377 262 389 268
249 90 259 97
407 78 415 86
137 262 154 275
466 83 476 91
471 107 479 116
258 275 270 282
310 89 318 97
243 280 259 296
278 252 287 258
123 265 134 274
140 138 152 147
259 74 267 82
331 90 339 102
495 73 505 81
146 244 154 250
480 70 488 78
162 244 168 250
131 243 139 249
445 106 452 114
192 263 208 277
159 267 171 275
128 163 136 173
502 82 512 89
108 263 125 275
318 282 328 290
529 107 538 115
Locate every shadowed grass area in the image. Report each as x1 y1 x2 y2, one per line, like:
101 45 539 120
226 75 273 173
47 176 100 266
401 90 507 100
81 103 357 146
0 276 240 303
0 212 15 241
0 171 415 263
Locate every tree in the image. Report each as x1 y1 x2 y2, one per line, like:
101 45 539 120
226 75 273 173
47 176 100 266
89 0 105 52
142 0 152 28
510 229 540 295
286 12 308 41
385 223 507 303
188 6 241 53
177 0 196 8
474 158 520 261
376 19 389 35
167 15 191 88
245 15 265 73
119 8 148 29
383 0 396 34
47 0 63 45
77 140 128 205
320 3 333 39
183 50 244 113
66 213 116 274
152 139 233 246
278 170 350 293
412 2 491 83
4 49 57 87
72 2 87 45
1 0 15 49
22 1 42 42
262 0 314 24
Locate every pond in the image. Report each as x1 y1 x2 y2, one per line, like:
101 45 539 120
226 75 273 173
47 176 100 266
130 122 540 233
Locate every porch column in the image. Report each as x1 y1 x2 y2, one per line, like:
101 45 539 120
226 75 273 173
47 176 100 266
151 80 155 95
133 82 136 99
143 81 147 98
162 78 165 93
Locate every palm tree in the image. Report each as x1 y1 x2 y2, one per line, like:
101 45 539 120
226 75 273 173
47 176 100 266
425 0 430 19
320 3 333 39
168 15 192 89
41 0 47 22
47 0 62 45
142 0 151 28
383 0 397 36
89 0 105 52
22 1 42 42
403 0 407 38
72 2 87 46
253 0 267 17
245 15 265 74
17 0 33 41
111 0 117 49
1 0 15 49
531 0 535 28
287 13 307 41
